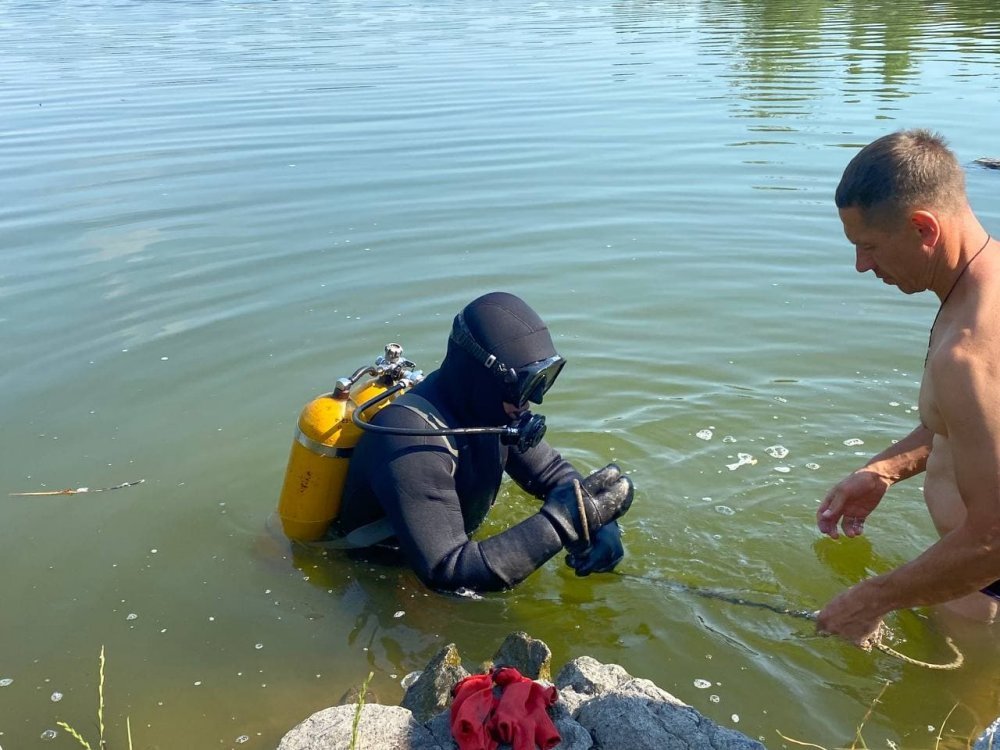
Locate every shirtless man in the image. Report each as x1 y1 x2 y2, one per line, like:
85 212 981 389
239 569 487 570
815 129 1000 646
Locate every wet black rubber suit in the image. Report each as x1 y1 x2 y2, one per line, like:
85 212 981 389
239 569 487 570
338 293 632 593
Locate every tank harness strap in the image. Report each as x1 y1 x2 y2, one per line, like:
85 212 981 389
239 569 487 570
307 392 457 550
302 517 396 550
391 392 460 459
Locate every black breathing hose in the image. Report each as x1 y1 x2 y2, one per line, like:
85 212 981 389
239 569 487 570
351 382 545 451
351 382 525 440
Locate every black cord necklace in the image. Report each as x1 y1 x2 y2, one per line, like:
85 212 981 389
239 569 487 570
925 233 992 367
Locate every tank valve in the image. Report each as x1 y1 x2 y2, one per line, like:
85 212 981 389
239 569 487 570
332 378 353 399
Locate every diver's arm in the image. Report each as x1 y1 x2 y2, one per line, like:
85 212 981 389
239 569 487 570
504 438 583 499
368 422 564 592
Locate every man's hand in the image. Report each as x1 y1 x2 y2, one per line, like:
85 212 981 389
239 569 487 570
815 584 885 649
817 469 891 539
565 521 623 576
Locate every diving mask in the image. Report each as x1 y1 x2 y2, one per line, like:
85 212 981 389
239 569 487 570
449 313 566 406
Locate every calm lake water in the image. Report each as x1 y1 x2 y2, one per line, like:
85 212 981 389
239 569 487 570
3 1 1000 747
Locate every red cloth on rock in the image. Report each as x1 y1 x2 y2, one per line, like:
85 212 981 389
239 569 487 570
450 673 498 750
449 668 560 750
491 668 560 750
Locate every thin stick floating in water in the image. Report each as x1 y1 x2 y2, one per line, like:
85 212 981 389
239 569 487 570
9 479 145 497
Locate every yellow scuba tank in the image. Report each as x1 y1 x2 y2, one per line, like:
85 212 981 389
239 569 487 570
276 344 418 542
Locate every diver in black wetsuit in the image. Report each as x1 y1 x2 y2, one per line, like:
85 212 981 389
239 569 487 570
337 291 634 593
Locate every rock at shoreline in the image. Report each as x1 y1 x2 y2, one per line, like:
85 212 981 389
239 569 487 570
400 643 469 725
488 631 552 681
559 656 759 750
277 704 442 750
277 633 765 750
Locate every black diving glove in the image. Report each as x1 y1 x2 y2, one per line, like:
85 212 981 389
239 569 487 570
541 463 634 555
565 520 623 576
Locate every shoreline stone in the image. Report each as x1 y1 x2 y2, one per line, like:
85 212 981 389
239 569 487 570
277 632 764 750
400 643 469 725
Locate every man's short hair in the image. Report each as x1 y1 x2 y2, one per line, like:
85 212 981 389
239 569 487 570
835 129 966 224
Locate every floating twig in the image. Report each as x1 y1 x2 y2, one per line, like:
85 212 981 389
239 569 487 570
934 702 961 750
774 731 830 749
851 680 891 750
9 479 145 497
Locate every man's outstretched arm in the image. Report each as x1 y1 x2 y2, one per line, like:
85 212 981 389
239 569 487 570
817 353 1000 644
817 424 933 539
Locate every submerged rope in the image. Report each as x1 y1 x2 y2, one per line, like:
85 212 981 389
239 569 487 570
615 572 964 670
873 634 963 670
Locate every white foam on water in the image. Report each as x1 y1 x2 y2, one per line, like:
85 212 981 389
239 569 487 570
843 438 864 446
715 506 736 516
726 453 756 471
764 445 788 459
693 679 711 689
696 429 713 441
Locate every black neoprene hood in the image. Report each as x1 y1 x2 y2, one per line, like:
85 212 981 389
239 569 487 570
438 292 560 425
457 291 559 371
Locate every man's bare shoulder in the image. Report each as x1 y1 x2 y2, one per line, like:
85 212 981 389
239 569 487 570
934 252 1000 367
929 314 1000 432
930 334 987 385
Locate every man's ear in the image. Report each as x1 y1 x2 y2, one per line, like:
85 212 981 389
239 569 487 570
911 210 941 248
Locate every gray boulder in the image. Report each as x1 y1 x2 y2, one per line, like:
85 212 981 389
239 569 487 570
551 706 596 750
577 694 763 750
557 656 763 750
401 643 469 724
556 655 681 715
489 630 553 681
424 711 458 750
277 634 767 750
277 704 443 750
